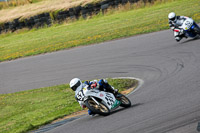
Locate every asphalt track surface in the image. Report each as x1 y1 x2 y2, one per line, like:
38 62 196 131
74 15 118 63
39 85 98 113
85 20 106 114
1 29 200 133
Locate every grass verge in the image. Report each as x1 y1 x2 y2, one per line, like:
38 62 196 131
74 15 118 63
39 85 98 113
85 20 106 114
0 78 138 133
0 0 200 62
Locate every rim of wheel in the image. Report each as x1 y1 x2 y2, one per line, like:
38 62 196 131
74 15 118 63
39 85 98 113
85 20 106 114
88 100 108 113
121 96 129 104
99 103 109 113
88 100 99 109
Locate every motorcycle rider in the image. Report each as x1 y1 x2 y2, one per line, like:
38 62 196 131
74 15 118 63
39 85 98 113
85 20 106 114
168 12 188 42
69 78 120 115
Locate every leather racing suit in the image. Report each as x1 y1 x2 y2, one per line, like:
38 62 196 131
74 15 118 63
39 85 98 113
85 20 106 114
168 16 189 41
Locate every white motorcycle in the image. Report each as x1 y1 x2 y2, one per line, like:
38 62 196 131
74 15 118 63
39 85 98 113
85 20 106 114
76 85 131 116
173 17 200 40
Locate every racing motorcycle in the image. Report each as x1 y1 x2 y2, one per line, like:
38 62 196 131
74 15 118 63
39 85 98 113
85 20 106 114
174 17 200 39
76 85 131 116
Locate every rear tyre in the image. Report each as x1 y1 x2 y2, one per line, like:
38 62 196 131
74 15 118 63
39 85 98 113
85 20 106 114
85 99 110 116
119 94 131 108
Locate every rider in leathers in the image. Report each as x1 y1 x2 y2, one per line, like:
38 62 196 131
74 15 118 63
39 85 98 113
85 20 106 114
70 78 119 115
168 12 188 42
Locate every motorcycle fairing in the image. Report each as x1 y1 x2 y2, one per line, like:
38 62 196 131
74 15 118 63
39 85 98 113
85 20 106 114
83 88 118 110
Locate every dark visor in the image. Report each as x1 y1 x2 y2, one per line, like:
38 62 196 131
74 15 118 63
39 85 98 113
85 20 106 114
71 81 81 91
169 17 175 21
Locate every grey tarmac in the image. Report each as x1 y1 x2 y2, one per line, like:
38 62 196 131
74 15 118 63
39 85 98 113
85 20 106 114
1 29 200 133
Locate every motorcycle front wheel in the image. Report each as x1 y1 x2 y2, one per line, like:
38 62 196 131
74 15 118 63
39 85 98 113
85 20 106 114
119 94 131 108
85 99 110 116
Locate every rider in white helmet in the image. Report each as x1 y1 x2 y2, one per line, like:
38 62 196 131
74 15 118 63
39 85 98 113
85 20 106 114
70 78 120 115
168 12 188 42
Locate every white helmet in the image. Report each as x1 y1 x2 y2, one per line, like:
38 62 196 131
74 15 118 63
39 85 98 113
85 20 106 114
168 12 176 21
70 78 82 91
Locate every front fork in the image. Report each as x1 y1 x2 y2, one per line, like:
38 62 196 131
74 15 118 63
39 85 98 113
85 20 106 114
91 97 100 105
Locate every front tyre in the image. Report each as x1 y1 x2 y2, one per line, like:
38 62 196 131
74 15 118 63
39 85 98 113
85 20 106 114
119 94 131 108
85 99 110 116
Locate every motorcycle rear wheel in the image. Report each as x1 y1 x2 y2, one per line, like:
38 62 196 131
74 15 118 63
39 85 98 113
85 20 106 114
119 94 131 108
85 99 110 116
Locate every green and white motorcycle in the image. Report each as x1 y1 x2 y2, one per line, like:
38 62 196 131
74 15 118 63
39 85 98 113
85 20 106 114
76 85 131 116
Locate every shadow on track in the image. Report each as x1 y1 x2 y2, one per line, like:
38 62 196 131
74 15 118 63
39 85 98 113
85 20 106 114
110 103 143 115
90 103 143 120
180 36 200 44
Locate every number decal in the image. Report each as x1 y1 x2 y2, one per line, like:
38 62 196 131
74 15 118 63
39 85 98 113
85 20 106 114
185 21 191 26
184 20 192 29
105 93 115 106
77 91 84 101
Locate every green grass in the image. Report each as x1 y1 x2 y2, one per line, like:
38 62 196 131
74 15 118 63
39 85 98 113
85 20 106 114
0 78 138 133
0 0 200 62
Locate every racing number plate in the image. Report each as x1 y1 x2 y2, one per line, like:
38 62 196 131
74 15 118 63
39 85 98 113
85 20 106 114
105 93 115 107
77 90 84 101
184 19 193 30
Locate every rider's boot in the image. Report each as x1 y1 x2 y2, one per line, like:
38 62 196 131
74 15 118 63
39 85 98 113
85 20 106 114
88 109 95 116
115 93 122 98
107 86 122 98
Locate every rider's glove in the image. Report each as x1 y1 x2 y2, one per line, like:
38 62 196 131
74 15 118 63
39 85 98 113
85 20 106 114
91 82 97 89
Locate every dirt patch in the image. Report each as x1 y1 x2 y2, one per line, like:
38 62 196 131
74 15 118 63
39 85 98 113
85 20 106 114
0 0 94 23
